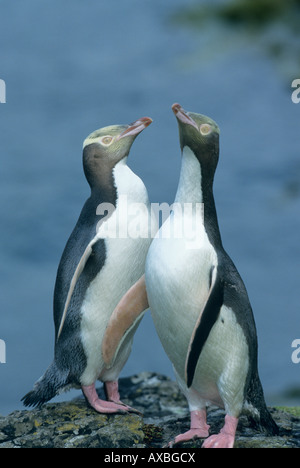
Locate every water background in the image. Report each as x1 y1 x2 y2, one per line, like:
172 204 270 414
0 0 300 416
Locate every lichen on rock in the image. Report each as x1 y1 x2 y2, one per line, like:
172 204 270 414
0 373 299 448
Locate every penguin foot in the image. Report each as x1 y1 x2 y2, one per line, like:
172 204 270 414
110 401 143 416
107 397 143 416
104 380 122 402
202 414 238 449
105 380 143 416
82 384 128 414
168 428 210 448
202 432 235 449
167 409 210 447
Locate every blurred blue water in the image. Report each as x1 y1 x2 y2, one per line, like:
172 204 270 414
0 0 299 415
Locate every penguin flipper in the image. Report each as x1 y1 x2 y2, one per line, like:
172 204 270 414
57 237 98 340
185 266 224 388
102 275 149 368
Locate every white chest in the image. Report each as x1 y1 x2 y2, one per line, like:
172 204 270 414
147 145 217 308
146 209 217 345
145 146 218 376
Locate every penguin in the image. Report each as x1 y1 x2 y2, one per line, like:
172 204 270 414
102 104 279 447
22 116 155 414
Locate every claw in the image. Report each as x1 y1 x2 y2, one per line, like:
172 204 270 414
105 380 143 416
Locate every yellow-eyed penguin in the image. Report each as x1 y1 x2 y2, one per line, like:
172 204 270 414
102 104 279 446
22 116 155 414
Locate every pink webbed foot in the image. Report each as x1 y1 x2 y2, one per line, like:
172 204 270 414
105 381 142 415
82 383 129 414
168 409 210 447
202 433 235 449
169 428 210 448
104 380 123 404
202 414 238 449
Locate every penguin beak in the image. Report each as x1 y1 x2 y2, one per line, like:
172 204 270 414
172 103 198 131
117 117 153 141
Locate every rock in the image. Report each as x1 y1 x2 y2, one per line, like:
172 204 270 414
0 372 299 448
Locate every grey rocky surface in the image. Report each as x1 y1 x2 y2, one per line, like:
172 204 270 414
0 372 299 448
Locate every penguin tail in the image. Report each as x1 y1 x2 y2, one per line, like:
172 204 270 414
245 403 279 436
21 362 70 408
244 371 279 436
257 404 279 436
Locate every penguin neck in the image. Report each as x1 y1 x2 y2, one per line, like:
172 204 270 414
175 146 204 205
175 146 223 249
89 157 147 215
112 158 148 205
112 157 131 197
89 167 117 207
89 157 129 199
112 157 135 200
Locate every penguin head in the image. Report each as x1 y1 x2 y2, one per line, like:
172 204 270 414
82 117 152 189
172 103 220 181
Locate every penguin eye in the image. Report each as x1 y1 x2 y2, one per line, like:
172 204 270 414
100 136 113 146
200 124 212 136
